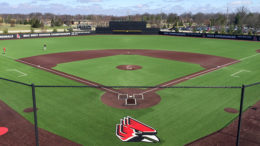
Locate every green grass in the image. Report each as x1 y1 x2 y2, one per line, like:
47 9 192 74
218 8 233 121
54 55 204 86
0 35 260 146
0 35 259 59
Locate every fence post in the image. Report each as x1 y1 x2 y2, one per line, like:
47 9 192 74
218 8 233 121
236 84 245 146
32 83 39 146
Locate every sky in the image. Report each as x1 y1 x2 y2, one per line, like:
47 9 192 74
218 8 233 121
0 0 259 15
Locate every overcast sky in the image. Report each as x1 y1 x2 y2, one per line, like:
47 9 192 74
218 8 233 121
0 0 259 15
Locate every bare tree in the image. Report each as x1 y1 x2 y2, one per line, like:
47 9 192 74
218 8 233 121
0 16 3 26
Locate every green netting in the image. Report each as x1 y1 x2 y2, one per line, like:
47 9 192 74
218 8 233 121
156 87 241 145
0 79 35 144
33 86 242 146
239 83 260 144
2 77 259 146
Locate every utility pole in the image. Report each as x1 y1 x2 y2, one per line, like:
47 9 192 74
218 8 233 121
127 10 130 21
160 8 163 28
226 3 229 25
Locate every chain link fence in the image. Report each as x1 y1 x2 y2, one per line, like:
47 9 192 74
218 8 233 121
0 77 259 146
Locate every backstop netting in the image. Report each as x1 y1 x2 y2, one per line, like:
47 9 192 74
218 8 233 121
0 78 35 145
240 82 260 145
1 77 260 146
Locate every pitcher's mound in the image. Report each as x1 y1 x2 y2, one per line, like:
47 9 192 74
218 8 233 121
116 65 142 71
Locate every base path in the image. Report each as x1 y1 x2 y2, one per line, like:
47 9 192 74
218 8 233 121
18 49 237 69
0 100 81 146
17 49 238 109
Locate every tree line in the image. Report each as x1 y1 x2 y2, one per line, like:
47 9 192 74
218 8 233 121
0 7 259 34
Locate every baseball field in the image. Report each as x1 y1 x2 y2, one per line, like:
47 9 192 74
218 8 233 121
0 35 260 145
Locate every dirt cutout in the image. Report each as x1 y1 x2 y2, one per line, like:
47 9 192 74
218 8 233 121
23 107 38 113
224 108 239 114
0 100 81 146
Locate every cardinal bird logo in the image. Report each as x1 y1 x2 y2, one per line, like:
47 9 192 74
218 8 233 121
116 116 159 143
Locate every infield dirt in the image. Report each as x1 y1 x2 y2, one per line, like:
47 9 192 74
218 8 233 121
17 49 238 109
7 49 259 145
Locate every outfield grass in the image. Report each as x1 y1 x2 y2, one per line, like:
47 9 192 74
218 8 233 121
54 55 204 86
0 35 259 59
0 35 260 146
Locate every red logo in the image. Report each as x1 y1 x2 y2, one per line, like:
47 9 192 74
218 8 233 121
116 116 159 143
16 34 20 39
0 127 8 136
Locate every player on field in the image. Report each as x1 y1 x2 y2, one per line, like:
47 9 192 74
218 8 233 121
43 44 47 51
3 47 6 54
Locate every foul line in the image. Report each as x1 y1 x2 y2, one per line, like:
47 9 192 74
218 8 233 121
230 70 251 78
0 54 119 94
1 53 259 95
17 59 120 94
240 53 260 61
0 54 16 60
141 53 260 94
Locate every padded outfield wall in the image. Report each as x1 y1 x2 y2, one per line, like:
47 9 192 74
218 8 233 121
0 31 259 41
0 31 92 40
159 31 260 41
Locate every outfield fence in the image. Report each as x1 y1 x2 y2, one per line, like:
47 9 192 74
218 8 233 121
0 31 92 40
0 77 259 146
159 31 260 41
1 31 260 42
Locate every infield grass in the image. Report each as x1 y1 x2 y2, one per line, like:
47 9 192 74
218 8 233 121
0 35 260 146
54 55 204 86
